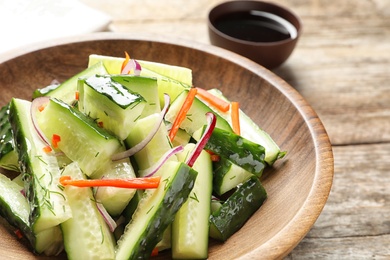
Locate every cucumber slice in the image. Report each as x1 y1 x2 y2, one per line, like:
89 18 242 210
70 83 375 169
206 89 285 165
125 113 174 173
35 226 64 256
94 158 137 216
0 173 64 256
209 176 267 241
165 90 233 136
172 144 212 259
36 98 124 178
115 161 198 260
195 126 266 177
61 162 116 260
78 74 146 140
0 173 34 244
170 128 191 147
88 54 192 86
9 98 71 233
138 59 192 87
88 54 192 106
213 157 253 196
109 75 161 118
0 103 18 171
33 61 108 105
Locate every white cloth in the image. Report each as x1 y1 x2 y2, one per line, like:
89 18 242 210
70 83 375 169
0 0 111 55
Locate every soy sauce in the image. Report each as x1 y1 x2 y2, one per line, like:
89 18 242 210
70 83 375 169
214 10 297 42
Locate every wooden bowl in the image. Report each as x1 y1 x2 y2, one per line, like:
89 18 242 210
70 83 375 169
0 33 333 259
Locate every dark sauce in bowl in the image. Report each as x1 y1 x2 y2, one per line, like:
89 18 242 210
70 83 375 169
214 10 297 43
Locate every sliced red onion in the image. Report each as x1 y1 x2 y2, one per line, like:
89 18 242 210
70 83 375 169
121 59 142 76
133 59 142 76
96 202 117 232
111 94 170 161
30 97 51 146
141 145 184 177
186 112 216 167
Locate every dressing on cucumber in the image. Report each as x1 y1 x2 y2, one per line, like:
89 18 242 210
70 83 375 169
172 144 213 259
9 98 71 233
0 103 18 171
115 161 198 259
36 98 124 178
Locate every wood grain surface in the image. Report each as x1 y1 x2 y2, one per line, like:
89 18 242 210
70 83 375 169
78 0 390 258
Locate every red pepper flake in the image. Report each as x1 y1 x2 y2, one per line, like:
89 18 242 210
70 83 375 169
211 154 220 162
206 150 220 162
43 145 52 153
38 104 46 112
97 121 104 128
52 134 61 148
151 247 159 257
75 90 80 101
14 229 23 239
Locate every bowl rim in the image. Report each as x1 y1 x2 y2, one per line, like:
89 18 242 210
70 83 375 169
0 32 333 259
207 0 303 47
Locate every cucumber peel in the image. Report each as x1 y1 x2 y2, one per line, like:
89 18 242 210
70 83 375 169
115 161 198 260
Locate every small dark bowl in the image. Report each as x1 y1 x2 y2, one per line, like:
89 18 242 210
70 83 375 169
208 0 302 69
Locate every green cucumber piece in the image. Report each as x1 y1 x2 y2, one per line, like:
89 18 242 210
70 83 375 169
195 126 266 177
0 173 64 256
137 59 192 87
165 90 233 136
110 75 161 117
33 61 108 105
170 128 191 147
88 54 193 86
88 54 191 106
61 162 116 260
94 158 137 216
35 226 64 256
172 144 212 259
209 176 267 241
0 104 18 171
125 113 174 173
213 157 253 196
0 173 34 244
9 98 71 233
36 98 124 178
122 189 144 223
115 161 198 260
78 74 146 140
207 88 285 165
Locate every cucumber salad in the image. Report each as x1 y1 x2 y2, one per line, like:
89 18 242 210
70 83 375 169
0 53 285 259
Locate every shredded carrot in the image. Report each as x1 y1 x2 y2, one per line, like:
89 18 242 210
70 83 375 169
206 150 220 162
52 134 61 148
195 87 230 112
43 146 52 153
169 88 197 141
14 229 23 239
75 90 79 101
231 102 241 135
59 175 161 189
121 51 130 72
151 247 159 257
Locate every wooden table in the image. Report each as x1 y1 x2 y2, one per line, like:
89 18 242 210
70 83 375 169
80 0 390 258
